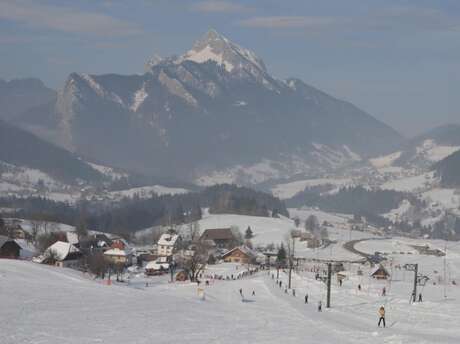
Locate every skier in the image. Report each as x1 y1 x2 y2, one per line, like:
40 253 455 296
378 306 386 328
382 287 386 297
318 301 322 312
358 284 361 291
418 293 423 302
252 290 256 296
239 288 243 297
305 294 309 304
292 289 296 297
339 279 342 287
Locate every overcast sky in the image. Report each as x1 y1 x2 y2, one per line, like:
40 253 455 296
0 0 459 137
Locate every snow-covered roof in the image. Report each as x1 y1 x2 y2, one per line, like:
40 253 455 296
222 246 257 259
369 265 389 276
66 232 79 245
104 248 128 257
46 241 80 261
145 260 169 271
158 233 179 247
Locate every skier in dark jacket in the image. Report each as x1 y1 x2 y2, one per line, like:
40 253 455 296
305 294 309 304
378 306 386 327
318 301 322 312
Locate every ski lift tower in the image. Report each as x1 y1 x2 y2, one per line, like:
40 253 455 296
318 263 332 308
404 263 418 302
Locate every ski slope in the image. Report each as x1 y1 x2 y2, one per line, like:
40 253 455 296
1 259 459 343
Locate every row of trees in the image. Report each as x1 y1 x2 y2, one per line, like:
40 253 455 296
0 184 288 236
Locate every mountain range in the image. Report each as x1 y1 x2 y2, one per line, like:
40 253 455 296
369 124 460 171
0 119 103 185
435 149 460 187
13 30 402 184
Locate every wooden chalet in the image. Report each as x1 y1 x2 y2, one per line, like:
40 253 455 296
370 265 390 280
222 246 256 264
200 228 238 249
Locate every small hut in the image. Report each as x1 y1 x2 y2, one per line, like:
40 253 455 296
370 265 390 280
0 236 21 258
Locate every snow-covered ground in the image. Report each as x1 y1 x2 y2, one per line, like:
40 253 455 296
381 172 435 192
109 185 189 199
2 251 460 344
271 178 352 199
192 211 297 246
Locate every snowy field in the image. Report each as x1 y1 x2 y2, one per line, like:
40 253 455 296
1 258 460 344
271 178 352 199
381 172 435 192
108 185 189 199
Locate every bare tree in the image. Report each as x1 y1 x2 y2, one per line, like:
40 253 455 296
188 221 201 243
76 216 88 240
87 252 109 279
294 217 300 228
30 219 42 242
177 241 210 282
305 215 319 232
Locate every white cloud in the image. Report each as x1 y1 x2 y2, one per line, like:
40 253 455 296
239 16 340 29
0 0 142 37
192 1 248 13
238 7 460 33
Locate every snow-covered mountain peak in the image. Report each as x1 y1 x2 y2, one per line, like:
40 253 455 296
178 29 267 73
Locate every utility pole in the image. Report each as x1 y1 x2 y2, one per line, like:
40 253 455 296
288 235 295 289
327 263 332 308
443 241 447 298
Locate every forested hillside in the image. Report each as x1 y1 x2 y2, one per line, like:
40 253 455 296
0 120 103 184
0 184 288 235
434 150 460 187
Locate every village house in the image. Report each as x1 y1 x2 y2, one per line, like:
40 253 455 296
157 233 180 257
200 228 238 249
110 237 129 250
37 241 82 267
0 235 21 258
104 248 131 265
370 264 390 280
222 246 256 264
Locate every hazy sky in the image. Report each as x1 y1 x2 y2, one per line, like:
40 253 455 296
0 0 459 137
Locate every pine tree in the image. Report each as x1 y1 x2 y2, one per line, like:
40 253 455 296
244 226 254 239
277 244 287 265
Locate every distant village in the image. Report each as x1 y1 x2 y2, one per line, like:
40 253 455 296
0 214 401 288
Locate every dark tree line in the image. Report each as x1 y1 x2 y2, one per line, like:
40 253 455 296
0 184 288 235
287 186 422 216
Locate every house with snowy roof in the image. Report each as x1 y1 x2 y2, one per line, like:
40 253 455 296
157 233 181 257
35 241 82 267
145 259 169 276
104 248 132 265
200 228 238 249
370 265 390 280
222 246 256 264
0 235 21 258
